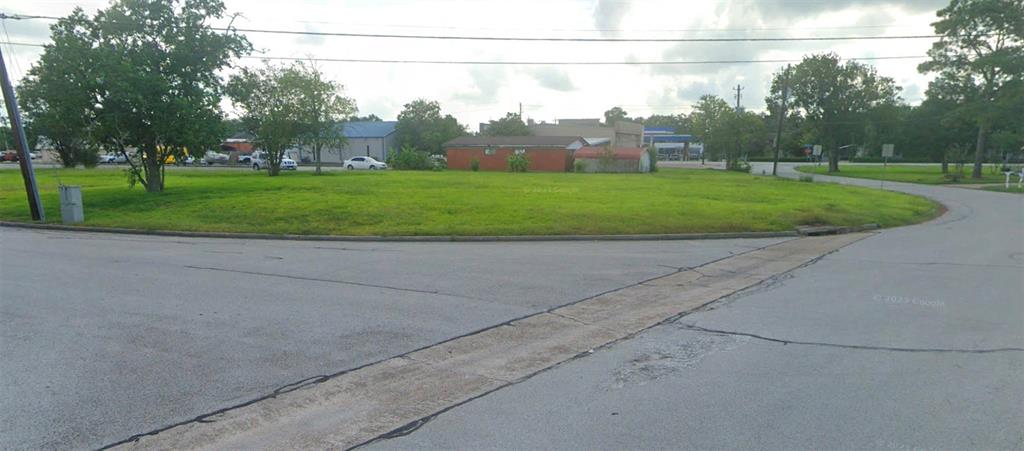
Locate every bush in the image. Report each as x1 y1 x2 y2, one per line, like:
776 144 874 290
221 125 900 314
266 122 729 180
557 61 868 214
387 146 433 170
646 147 658 172
507 153 529 172
470 158 480 172
727 161 751 173
574 159 586 173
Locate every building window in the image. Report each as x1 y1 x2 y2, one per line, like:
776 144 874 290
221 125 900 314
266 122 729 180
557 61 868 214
485 147 496 156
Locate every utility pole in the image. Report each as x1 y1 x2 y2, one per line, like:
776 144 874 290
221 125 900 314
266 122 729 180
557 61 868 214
772 65 791 177
518 102 522 118
732 84 743 169
0 46 44 221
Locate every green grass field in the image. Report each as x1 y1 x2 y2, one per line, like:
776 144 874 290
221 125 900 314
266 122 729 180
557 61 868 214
980 185 1024 194
795 164 1010 185
0 168 940 236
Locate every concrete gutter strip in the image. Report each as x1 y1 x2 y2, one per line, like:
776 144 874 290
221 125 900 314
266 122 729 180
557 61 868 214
115 233 871 451
0 221 799 242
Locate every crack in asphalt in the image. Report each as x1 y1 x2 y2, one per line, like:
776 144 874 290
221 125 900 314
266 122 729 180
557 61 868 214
183 265 482 300
97 239 789 451
676 324 1024 354
831 258 1022 270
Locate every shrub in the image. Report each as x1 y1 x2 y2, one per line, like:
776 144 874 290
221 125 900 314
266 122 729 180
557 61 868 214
574 159 586 173
507 153 529 172
470 158 480 172
387 146 433 170
727 161 751 173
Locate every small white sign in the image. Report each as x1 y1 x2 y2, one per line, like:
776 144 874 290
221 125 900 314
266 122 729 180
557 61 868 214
882 144 895 158
812 145 822 156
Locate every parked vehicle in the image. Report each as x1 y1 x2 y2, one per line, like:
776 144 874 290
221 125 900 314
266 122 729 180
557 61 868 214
251 151 297 171
97 154 117 164
203 151 229 165
1 151 18 162
114 152 132 164
238 153 253 165
343 156 388 170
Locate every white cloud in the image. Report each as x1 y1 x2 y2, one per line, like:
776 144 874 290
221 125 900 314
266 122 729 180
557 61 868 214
2 0 943 126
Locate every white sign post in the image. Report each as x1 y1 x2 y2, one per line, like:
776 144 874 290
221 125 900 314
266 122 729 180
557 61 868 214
813 145 823 167
881 144 895 190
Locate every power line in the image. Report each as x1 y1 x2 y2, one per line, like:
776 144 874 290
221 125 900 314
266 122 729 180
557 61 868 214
0 13 944 43
0 42 928 66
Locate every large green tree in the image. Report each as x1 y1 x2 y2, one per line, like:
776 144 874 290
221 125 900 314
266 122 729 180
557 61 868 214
18 9 98 168
918 0 1024 178
291 62 357 175
395 99 465 154
689 95 733 163
228 63 306 176
56 0 250 191
769 53 901 172
482 112 530 136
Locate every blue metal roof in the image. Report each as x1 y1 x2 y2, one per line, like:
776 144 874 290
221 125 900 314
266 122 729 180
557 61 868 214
645 134 696 144
342 121 397 138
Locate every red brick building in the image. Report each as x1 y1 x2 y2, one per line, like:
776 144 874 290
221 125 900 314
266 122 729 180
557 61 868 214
444 136 585 172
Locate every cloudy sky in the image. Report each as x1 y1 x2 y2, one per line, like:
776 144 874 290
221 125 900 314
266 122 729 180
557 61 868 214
1 0 949 129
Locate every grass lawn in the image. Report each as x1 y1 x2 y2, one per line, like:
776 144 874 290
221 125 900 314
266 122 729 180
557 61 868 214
795 164 1011 185
980 185 1024 194
0 168 940 236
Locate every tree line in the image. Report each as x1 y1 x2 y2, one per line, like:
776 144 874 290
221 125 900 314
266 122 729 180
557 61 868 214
12 0 1021 192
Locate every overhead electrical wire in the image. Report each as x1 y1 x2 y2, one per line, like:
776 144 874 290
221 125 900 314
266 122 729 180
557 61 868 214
0 12 946 43
0 42 927 65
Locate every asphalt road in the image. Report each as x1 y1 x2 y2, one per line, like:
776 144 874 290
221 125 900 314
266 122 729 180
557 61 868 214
371 164 1024 450
0 227 784 450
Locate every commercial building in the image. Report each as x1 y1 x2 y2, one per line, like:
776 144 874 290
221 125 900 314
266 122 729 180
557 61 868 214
528 119 644 148
293 121 398 164
643 127 701 160
444 136 586 172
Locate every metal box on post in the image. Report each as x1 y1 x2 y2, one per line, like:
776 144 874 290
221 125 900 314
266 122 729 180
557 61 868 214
59 185 84 224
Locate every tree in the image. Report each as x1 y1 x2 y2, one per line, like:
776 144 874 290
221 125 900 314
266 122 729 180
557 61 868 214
27 1 250 190
18 9 97 168
704 110 768 169
919 0 1024 178
395 99 465 154
603 106 630 125
349 114 383 122
689 95 732 163
292 62 357 175
483 112 530 136
642 114 688 132
769 53 900 172
228 63 306 176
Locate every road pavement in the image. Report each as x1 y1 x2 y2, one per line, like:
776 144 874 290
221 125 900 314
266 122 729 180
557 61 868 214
0 227 784 450
370 163 1024 450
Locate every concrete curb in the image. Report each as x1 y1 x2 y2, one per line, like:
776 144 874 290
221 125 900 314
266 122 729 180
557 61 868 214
0 220 801 242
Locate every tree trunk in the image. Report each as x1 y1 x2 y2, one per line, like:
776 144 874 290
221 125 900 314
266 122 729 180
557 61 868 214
972 122 987 179
828 147 839 173
314 144 322 175
941 153 949 174
145 157 163 192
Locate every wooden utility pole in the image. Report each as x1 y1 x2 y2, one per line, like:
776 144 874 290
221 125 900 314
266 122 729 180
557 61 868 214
772 65 791 176
0 46 44 221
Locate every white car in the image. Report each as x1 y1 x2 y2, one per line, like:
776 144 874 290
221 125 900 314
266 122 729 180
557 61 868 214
343 156 387 170
251 151 297 171
97 154 117 164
